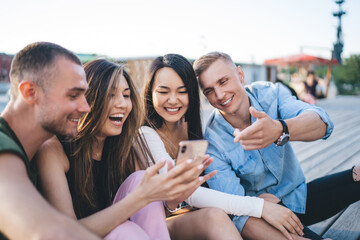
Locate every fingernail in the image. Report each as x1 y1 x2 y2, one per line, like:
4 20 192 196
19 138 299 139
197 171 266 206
197 164 204 170
198 176 204 181
186 159 193 164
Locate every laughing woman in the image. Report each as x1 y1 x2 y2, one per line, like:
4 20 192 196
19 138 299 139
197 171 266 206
140 54 306 240
35 59 214 239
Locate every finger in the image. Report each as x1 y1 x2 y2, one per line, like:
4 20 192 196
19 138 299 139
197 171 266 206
240 123 263 139
169 179 200 199
146 159 166 177
249 106 267 119
288 217 303 236
187 163 206 180
195 154 209 165
291 214 304 235
276 225 293 240
241 143 263 150
233 128 241 136
236 124 261 141
283 221 297 235
170 157 214 186
239 138 264 146
166 159 174 171
201 154 210 164
186 157 214 177
200 170 217 184
187 171 216 194
234 133 242 143
169 161 201 185
291 213 303 230
202 157 214 169
203 154 210 160
233 129 241 143
166 159 195 179
191 158 214 179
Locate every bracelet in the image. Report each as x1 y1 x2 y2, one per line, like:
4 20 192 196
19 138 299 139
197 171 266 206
163 201 182 213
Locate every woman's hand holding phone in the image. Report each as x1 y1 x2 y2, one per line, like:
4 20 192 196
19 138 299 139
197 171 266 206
165 155 217 210
136 154 216 207
163 140 215 210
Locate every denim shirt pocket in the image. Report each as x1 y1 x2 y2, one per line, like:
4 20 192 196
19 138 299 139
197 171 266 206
261 144 284 182
227 148 258 189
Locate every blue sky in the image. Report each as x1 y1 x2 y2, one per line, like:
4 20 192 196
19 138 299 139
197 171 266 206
1 0 359 64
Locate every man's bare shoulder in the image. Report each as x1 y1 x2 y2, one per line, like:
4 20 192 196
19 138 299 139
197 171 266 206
37 136 70 172
39 136 63 152
0 152 28 176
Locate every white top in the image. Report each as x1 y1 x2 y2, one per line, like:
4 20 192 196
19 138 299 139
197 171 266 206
139 126 264 218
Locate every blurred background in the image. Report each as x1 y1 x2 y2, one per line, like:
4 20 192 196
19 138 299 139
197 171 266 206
1 0 360 111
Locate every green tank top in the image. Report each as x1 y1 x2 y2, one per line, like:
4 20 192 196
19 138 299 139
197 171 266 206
0 117 37 240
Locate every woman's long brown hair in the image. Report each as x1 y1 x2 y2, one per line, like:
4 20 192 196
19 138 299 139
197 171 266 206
68 59 151 218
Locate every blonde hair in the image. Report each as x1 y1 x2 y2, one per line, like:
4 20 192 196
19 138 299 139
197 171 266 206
193 51 234 87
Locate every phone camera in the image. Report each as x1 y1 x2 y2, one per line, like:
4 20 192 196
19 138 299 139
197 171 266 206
181 145 187 153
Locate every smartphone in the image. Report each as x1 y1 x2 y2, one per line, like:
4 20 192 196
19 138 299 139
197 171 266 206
175 140 208 165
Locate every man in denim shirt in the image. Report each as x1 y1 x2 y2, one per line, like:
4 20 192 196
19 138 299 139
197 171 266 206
193 52 360 240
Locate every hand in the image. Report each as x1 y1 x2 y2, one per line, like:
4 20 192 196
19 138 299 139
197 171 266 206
165 156 217 210
137 156 216 204
258 193 281 203
262 201 304 240
233 106 282 150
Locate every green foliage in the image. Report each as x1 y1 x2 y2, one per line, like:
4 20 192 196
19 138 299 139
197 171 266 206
333 54 360 95
314 65 328 79
279 66 297 75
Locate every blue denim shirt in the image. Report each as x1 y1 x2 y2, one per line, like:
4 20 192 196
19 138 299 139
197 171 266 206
203 81 334 232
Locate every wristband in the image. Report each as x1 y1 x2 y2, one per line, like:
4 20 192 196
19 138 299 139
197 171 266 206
163 201 182 213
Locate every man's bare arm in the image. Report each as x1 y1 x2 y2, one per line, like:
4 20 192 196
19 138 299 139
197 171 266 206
0 153 100 240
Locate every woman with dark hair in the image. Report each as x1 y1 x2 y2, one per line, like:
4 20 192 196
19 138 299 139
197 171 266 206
141 54 305 240
36 59 213 239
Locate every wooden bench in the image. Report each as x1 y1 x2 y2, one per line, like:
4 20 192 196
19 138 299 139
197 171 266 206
292 96 360 240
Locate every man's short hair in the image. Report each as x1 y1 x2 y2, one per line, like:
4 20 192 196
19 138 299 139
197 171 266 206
193 51 234 83
9 42 81 98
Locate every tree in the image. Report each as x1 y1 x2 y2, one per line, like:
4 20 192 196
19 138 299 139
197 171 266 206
333 54 360 95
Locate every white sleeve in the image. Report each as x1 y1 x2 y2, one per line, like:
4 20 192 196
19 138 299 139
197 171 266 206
139 126 175 174
185 186 264 218
140 126 264 218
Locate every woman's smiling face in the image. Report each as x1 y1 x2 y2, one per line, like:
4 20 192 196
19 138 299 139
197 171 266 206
152 67 189 124
98 74 132 138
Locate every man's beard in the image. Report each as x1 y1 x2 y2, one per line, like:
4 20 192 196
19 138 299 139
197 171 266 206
39 109 78 139
42 120 78 139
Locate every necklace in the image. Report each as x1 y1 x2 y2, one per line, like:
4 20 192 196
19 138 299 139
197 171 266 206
92 151 102 160
166 142 178 159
